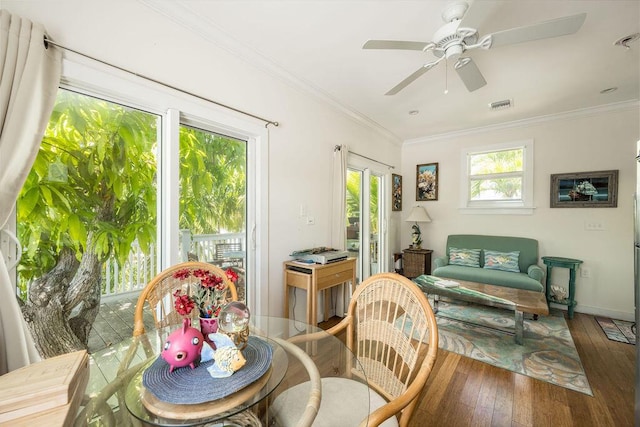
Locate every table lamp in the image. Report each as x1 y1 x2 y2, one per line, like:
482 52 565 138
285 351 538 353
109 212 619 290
405 206 431 249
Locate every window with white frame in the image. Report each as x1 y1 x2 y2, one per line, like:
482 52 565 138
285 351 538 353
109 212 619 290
460 140 534 214
9 58 269 315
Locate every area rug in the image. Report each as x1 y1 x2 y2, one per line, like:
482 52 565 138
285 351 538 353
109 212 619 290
596 317 636 344
403 299 592 396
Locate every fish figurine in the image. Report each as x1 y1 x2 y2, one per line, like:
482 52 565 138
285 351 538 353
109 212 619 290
204 332 247 378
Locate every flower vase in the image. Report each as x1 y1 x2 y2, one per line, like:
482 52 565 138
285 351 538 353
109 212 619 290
199 317 219 348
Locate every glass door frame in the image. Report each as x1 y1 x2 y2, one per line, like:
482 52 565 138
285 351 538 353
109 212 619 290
347 158 389 282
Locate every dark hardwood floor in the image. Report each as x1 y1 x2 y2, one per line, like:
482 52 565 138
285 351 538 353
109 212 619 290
319 312 635 427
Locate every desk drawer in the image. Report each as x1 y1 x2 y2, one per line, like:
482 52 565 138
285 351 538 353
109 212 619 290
317 269 353 290
286 271 310 289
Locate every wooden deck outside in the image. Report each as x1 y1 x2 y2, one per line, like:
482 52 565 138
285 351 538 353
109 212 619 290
88 292 154 354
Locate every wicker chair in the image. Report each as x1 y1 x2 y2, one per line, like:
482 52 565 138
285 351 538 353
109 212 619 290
133 261 238 337
271 272 438 427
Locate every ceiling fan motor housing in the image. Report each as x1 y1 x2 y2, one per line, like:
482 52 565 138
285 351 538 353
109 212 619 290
432 20 478 59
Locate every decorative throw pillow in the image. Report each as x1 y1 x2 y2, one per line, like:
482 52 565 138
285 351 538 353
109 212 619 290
448 247 481 268
483 250 520 273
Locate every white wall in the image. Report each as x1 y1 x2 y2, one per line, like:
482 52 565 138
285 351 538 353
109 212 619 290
402 105 640 320
8 2 636 322
4 2 401 319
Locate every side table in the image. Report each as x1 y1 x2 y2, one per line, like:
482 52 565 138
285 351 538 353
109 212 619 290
283 258 357 325
402 248 432 278
542 256 583 319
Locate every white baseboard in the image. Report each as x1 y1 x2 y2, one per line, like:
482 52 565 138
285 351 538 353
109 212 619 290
550 303 635 322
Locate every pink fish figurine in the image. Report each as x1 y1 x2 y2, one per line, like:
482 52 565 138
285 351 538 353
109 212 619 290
161 318 204 372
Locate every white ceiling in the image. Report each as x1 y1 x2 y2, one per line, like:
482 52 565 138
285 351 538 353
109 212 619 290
143 0 640 142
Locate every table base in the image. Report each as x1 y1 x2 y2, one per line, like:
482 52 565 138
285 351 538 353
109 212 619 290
433 296 528 344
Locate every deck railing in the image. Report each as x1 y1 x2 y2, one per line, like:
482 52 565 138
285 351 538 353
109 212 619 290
101 231 245 297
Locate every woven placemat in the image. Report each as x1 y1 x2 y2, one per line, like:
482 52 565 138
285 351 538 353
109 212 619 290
143 336 273 404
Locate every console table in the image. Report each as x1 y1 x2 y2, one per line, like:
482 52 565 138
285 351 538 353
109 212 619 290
283 258 357 325
542 256 583 319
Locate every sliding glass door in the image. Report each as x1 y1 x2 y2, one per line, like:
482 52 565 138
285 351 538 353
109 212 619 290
346 166 386 282
178 124 247 302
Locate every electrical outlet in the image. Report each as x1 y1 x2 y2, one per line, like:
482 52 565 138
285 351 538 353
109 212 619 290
299 204 307 217
580 267 591 278
306 216 315 225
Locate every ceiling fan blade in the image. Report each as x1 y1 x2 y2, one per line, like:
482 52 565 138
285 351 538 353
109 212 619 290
385 62 438 95
486 13 587 48
363 40 430 51
454 57 487 92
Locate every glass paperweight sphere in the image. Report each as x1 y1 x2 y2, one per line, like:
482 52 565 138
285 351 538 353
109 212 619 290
219 302 251 333
218 302 251 350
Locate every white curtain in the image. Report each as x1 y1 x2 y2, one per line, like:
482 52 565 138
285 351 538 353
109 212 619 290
331 145 348 316
0 10 62 374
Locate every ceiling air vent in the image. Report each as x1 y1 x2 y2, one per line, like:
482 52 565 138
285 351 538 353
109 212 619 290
489 99 512 111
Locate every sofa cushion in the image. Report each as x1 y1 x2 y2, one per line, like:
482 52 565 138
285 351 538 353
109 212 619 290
483 250 520 273
432 264 544 292
449 247 481 268
444 235 539 273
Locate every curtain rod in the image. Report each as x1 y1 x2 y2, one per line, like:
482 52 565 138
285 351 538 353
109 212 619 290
334 145 395 169
44 38 279 128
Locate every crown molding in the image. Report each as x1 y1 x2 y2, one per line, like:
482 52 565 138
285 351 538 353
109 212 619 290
138 0 402 145
404 100 640 145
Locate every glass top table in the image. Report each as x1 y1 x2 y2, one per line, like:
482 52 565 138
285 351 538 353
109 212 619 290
414 275 549 345
75 316 369 426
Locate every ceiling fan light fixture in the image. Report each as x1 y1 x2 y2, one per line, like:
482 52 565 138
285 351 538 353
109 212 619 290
489 99 513 111
445 44 464 59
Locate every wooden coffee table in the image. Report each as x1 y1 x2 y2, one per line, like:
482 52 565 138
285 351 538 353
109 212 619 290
414 276 549 345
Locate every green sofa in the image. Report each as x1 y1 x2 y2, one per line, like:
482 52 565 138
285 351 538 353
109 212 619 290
431 234 544 292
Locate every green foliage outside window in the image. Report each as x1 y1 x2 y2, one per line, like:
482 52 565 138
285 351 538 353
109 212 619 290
17 90 246 297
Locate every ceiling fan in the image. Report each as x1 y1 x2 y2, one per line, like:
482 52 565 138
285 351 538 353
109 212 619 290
363 1 586 95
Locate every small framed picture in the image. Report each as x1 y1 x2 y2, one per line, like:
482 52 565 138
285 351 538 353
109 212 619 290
392 174 402 211
550 170 618 208
416 163 438 201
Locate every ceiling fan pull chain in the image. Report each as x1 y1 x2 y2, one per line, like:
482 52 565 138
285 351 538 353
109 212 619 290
444 57 449 94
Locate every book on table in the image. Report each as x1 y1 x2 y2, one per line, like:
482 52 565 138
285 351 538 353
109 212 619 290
0 350 88 423
434 280 459 288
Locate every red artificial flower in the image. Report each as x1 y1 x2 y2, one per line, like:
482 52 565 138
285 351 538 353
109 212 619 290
173 269 191 280
225 268 238 283
173 289 195 316
212 305 222 317
200 273 223 289
172 267 234 318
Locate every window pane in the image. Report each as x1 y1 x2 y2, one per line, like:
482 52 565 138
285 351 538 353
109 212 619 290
469 148 523 175
369 175 380 276
470 177 522 200
346 170 362 279
18 89 159 298
178 125 247 301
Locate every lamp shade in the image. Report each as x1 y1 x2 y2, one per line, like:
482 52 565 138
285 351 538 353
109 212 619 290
405 206 431 223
